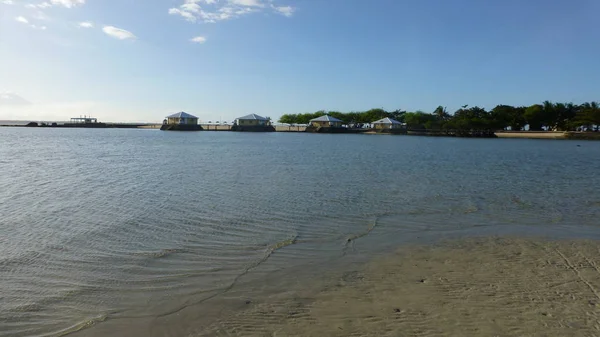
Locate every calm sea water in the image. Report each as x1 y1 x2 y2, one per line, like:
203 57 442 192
1 128 600 337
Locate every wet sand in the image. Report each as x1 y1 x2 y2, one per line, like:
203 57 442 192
196 237 600 336
72 237 600 336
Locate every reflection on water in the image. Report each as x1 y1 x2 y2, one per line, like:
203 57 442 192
1 128 599 336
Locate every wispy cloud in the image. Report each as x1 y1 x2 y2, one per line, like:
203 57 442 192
15 15 47 29
31 10 50 20
26 0 83 9
2 0 15 5
15 16 29 23
272 5 294 17
0 92 32 106
190 36 207 43
49 0 84 8
169 8 197 22
78 21 93 28
26 2 51 9
102 26 136 40
169 0 296 24
229 0 264 7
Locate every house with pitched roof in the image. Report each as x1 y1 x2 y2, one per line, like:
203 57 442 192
231 113 274 132
235 114 270 126
164 112 199 125
309 115 343 128
160 112 202 131
372 117 404 130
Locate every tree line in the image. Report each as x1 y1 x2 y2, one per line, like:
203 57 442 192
278 101 600 131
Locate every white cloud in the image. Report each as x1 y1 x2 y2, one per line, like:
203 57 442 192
273 5 294 17
2 0 15 5
79 21 93 28
102 26 136 40
26 0 82 9
49 0 84 8
30 24 47 30
228 0 264 7
31 10 50 20
190 36 206 43
181 2 201 13
26 2 51 9
15 14 49 29
0 92 32 106
168 0 294 24
169 8 197 22
15 16 29 23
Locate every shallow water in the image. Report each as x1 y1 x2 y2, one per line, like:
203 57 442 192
1 128 600 336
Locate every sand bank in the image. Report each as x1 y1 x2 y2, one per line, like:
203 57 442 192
197 237 600 336
495 131 567 139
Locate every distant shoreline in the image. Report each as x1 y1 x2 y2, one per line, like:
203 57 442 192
496 131 600 140
2 123 600 139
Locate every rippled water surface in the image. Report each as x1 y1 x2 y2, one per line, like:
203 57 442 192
1 128 600 336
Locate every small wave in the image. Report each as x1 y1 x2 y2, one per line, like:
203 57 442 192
55 314 108 337
152 235 300 319
133 248 183 259
10 303 43 313
8 286 96 316
343 218 380 256
269 236 298 252
0 250 46 271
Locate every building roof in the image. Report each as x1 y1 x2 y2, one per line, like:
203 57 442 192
166 111 198 119
237 114 268 121
310 115 343 122
372 117 402 124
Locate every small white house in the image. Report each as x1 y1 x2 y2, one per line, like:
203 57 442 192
309 115 343 128
235 114 270 126
372 117 404 130
164 112 199 125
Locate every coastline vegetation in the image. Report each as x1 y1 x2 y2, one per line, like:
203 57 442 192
279 101 600 131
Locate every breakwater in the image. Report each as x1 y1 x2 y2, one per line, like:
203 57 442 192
0 122 161 129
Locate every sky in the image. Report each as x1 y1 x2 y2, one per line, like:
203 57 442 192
1 0 600 123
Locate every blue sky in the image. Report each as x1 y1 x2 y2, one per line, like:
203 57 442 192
1 0 599 122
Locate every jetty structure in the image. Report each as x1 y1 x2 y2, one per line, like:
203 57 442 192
371 117 407 134
25 115 107 128
231 114 275 132
160 112 203 131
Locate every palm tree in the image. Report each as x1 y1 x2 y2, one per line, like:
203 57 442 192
433 106 449 121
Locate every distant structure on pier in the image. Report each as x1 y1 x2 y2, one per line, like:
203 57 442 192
309 115 343 128
371 117 404 130
161 112 203 131
63 115 106 128
232 114 274 132
234 114 271 127
70 116 98 124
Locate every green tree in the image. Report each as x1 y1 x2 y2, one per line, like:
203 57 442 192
433 106 450 121
451 106 491 130
490 105 525 131
389 109 407 122
573 102 600 131
404 111 437 130
279 114 298 124
524 104 544 131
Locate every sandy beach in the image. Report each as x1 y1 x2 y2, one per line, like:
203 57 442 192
190 237 600 337
494 131 567 139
